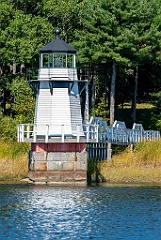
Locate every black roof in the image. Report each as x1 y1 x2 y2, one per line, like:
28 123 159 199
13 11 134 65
40 29 76 53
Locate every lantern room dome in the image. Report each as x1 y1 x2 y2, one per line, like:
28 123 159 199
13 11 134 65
40 28 76 53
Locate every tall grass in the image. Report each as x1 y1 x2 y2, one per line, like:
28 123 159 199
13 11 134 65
134 141 161 166
1 138 161 183
0 139 29 181
99 140 161 184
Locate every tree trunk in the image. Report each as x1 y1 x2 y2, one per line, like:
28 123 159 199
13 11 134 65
0 88 4 115
10 62 16 74
84 68 89 123
132 66 138 124
110 61 116 126
20 64 25 73
91 66 96 112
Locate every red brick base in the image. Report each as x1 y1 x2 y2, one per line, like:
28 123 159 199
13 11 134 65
31 143 86 152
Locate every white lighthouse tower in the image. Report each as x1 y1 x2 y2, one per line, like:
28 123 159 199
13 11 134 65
25 29 88 184
34 28 84 138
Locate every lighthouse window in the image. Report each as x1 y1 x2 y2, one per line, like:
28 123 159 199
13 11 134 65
54 54 66 68
49 54 53 67
43 54 49 68
67 54 75 68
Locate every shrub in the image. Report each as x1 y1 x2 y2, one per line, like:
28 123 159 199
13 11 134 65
0 116 18 140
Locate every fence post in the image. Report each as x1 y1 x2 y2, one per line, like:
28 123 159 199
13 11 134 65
21 125 24 142
27 125 30 139
77 125 80 142
45 125 49 143
96 125 99 142
61 125 65 143
87 125 89 142
33 125 37 142
17 124 21 142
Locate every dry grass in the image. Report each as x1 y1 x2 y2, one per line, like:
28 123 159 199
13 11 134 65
0 140 29 181
1 138 161 183
100 164 161 183
99 140 161 184
0 157 28 181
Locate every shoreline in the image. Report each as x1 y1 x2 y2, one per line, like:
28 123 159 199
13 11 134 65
0 178 161 188
0 140 161 186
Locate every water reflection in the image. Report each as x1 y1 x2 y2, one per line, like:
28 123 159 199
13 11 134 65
0 184 161 239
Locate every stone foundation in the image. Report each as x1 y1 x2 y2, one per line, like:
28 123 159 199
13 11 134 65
28 143 87 185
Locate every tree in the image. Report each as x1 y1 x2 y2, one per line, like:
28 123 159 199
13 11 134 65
11 0 41 14
39 0 84 42
74 0 132 125
0 0 15 73
0 12 54 72
74 0 161 126
0 3 54 115
0 0 161 136
11 76 35 123
0 76 35 140
123 0 161 123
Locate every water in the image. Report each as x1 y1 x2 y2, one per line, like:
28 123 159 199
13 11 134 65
0 183 161 240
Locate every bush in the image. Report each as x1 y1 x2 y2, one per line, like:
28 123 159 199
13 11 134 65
0 116 18 140
92 93 109 122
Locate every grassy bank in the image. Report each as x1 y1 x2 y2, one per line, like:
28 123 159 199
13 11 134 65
0 139 161 184
0 140 28 181
99 140 161 184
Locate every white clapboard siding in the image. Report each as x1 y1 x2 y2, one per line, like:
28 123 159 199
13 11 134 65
50 87 72 135
38 68 78 81
34 86 83 136
34 68 83 136
69 82 84 136
34 88 52 135
70 94 84 136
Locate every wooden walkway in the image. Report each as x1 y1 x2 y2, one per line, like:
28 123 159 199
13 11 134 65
17 117 160 145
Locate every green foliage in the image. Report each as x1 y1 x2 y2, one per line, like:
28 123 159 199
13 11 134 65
0 139 28 159
11 77 35 123
0 0 161 140
40 0 84 42
0 13 54 66
0 1 15 31
0 76 35 140
148 91 161 131
153 99 161 131
0 116 18 140
92 93 109 122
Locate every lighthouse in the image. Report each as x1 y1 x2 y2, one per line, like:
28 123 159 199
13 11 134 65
27 29 88 184
34 29 85 137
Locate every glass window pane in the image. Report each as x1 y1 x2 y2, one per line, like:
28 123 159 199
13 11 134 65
61 54 66 67
43 54 49 68
67 55 73 68
49 54 53 67
54 54 66 68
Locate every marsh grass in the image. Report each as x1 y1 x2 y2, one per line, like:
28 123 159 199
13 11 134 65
1 138 161 183
99 140 161 183
0 139 29 180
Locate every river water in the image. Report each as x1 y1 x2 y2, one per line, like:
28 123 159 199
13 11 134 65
0 183 160 240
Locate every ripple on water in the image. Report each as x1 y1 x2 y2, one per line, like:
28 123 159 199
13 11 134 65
0 184 161 239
